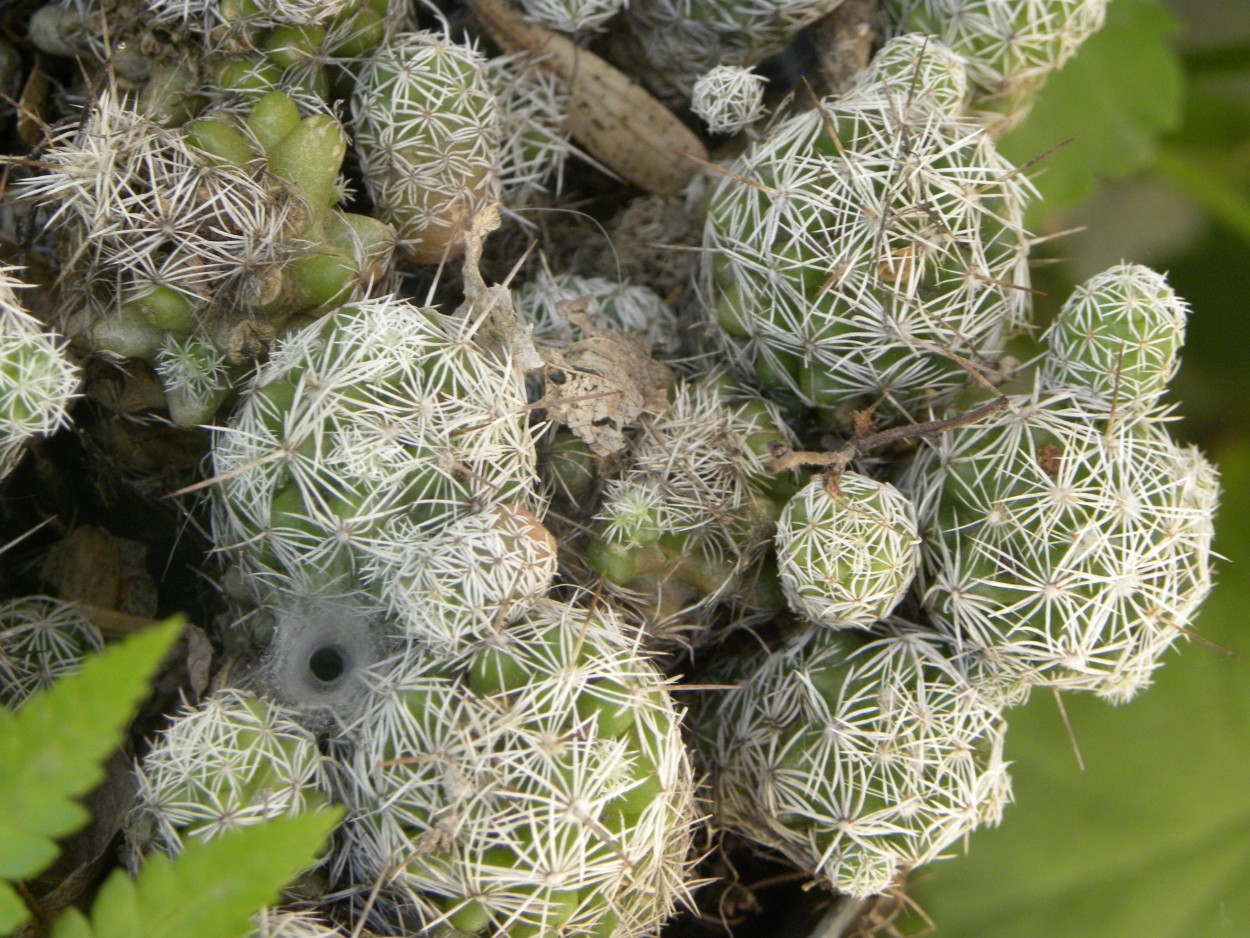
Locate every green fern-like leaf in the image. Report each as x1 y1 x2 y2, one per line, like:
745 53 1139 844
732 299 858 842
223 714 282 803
0 619 183 934
50 811 343 938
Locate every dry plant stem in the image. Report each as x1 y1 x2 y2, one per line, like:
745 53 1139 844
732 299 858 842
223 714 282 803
812 0 880 93
769 396 1011 476
467 0 709 195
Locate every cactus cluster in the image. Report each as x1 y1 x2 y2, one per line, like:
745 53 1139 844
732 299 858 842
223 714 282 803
0 1 1225 935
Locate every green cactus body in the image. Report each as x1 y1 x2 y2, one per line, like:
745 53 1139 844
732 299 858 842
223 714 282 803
0 597 102 709
129 688 333 856
885 0 1109 132
902 390 1219 703
696 622 1011 897
776 472 921 630
353 32 502 264
485 53 573 207
340 600 697 938
699 78 1032 418
211 295 540 613
584 375 800 642
513 270 678 352
0 273 80 478
1039 263 1188 415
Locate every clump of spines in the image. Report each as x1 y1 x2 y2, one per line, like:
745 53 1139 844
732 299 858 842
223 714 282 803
337 599 698 938
1039 262 1188 415
0 271 80 478
517 0 627 33
0 597 102 708
695 621 1011 898
352 31 502 263
698 60 1033 418
513 269 678 352
775 472 921 630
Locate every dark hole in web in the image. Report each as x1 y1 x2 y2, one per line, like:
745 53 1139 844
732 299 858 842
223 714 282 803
309 645 347 684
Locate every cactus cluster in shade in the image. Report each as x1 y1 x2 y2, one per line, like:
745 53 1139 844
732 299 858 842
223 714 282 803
0 0 1227 933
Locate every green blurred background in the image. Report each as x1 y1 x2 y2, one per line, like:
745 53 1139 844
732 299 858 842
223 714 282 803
897 0 1250 934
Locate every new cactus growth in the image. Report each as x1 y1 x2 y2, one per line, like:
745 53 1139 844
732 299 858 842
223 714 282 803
690 65 767 136
0 271 79 479
696 621 1011 898
338 599 697 937
352 32 502 264
128 687 334 857
513 270 678 352
699 60 1032 418
0 597 102 709
211 294 541 622
775 472 922 630
1038 262 1188 415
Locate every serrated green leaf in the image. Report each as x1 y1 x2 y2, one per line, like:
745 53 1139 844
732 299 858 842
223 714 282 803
83 810 343 938
1000 0 1184 215
0 620 183 884
902 444 1250 936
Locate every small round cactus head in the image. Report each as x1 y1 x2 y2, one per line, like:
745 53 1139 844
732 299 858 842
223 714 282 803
486 54 573 207
775 472 921 630
211 293 539 603
691 65 767 135
338 599 698 937
1039 263 1188 415
885 0 1109 132
902 391 1219 703
700 82 1033 418
0 597 102 709
352 31 502 264
859 33 970 118
129 688 334 858
696 621 1011 897
0 272 79 479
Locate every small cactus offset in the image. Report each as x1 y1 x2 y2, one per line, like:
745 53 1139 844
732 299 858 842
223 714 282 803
1038 262 1189 415
352 32 502 263
0 271 79 479
0 597 102 709
775 472 921 631
695 622 1011 898
337 599 698 937
127 687 335 858
699 47 1033 418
